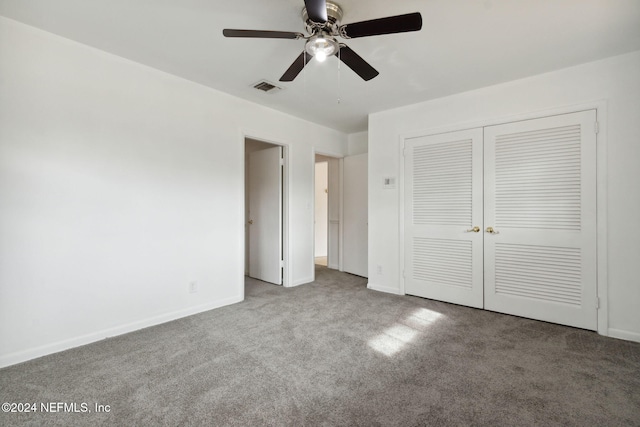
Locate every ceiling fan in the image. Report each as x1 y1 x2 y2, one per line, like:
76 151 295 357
222 0 422 82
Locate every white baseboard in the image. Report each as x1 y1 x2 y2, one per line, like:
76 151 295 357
289 276 314 287
0 295 243 369
607 328 640 343
367 282 404 295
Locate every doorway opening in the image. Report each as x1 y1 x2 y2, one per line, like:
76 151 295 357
245 138 287 286
315 160 328 266
314 154 341 270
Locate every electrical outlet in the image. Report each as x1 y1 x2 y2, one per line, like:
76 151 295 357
189 281 198 294
376 265 382 275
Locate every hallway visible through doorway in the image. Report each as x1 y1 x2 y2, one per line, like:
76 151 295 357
314 256 327 266
314 154 340 270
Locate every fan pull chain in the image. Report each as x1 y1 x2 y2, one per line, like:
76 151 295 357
337 48 341 105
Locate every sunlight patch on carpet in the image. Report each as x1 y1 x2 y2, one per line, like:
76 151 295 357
406 307 443 329
368 308 443 357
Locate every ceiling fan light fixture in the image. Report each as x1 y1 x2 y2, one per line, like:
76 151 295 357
223 1 423 82
305 35 339 62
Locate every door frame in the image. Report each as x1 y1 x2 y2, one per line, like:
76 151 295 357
398 100 609 336
312 149 344 281
243 134 290 287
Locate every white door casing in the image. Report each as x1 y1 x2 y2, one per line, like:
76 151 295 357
249 146 283 285
483 110 597 330
404 128 484 308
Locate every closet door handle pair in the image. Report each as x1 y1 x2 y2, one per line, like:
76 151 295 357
465 226 500 234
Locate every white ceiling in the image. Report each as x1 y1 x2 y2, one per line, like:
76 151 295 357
1 0 639 133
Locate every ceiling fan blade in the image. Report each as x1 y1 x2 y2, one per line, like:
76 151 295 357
223 29 303 39
279 51 314 82
340 12 422 39
304 0 328 23
338 45 379 81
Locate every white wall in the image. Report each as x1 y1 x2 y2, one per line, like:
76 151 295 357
348 131 368 155
0 17 347 367
369 50 640 342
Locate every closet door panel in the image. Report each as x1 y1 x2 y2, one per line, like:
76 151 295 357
404 129 484 308
484 111 597 330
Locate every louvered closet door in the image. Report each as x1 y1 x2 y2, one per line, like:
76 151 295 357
404 129 484 308
484 111 597 330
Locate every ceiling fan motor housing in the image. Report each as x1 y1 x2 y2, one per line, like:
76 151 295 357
303 1 343 35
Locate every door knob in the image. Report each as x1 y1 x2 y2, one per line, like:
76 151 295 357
466 226 480 233
486 226 499 234
248 220 253 225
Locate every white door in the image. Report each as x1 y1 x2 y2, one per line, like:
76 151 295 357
404 128 484 308
249 146 282 285
484 111 597 329
343 153 368 277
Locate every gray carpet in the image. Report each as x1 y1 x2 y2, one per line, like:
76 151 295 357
1 265 639 426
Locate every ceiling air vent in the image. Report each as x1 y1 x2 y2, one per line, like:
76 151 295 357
252 80 282 93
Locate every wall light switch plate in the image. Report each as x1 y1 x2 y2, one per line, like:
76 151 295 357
383 176 396 189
